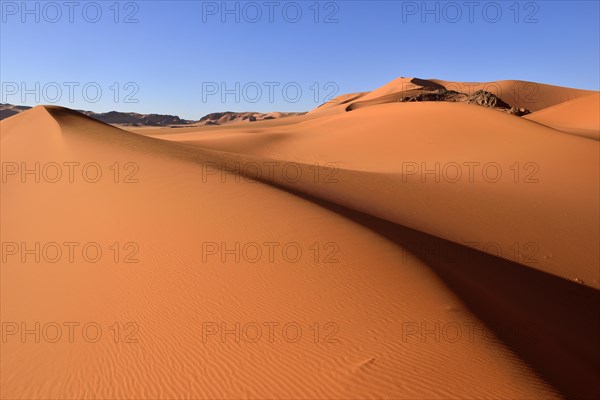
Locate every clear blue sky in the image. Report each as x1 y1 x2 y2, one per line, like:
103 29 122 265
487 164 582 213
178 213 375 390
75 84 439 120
1 0 598 119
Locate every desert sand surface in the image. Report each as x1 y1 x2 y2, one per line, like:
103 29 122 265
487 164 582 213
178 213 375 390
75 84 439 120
524 93 600 139
2 78 599 399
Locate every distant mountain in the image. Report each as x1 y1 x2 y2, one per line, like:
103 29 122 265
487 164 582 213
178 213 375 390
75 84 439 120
77 110 194 126
195 111 306 126
0 104 32 120
0 103 194 126
0 104 305 127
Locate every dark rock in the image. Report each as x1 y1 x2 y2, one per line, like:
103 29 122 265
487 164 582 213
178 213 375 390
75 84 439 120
466 90 511 109
507 107 531 116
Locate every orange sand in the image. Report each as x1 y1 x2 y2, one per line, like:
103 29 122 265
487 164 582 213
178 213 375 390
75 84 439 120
1 78 599 399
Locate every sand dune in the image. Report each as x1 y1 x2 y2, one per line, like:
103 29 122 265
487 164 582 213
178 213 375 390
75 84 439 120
312 78 596 115
355 77 445 102
157 102 600 289
428 79 595 112
2 76 599 399
310 92 369 113
524 93 600 139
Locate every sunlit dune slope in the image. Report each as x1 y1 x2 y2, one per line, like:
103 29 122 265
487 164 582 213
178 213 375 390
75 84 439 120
524 92 600 139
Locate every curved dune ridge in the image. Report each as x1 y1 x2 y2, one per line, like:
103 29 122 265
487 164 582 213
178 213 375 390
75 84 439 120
312 77 596 115
1 77 599 399
524 92 600 139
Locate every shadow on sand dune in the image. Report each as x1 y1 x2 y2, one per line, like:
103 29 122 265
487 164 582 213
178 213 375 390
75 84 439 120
261 181 600 400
